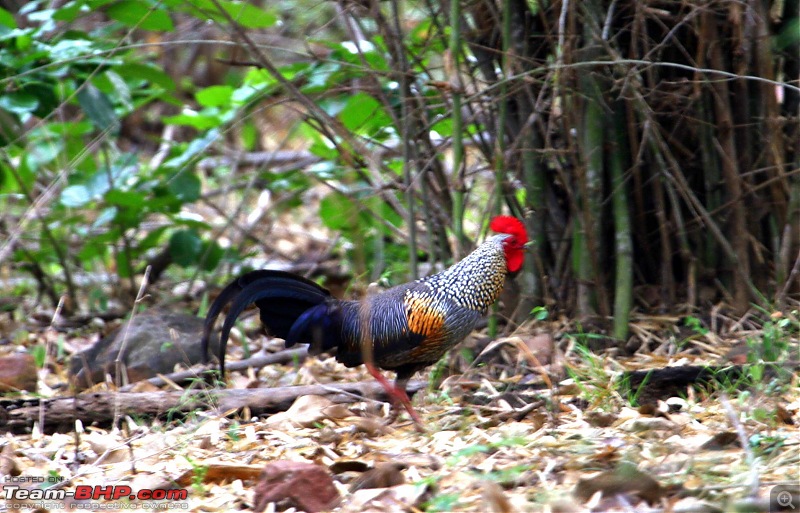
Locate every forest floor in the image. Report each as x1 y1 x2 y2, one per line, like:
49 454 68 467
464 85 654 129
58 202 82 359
1 295 798 513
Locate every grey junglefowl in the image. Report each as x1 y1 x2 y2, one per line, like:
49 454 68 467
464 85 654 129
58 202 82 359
201 216 528 427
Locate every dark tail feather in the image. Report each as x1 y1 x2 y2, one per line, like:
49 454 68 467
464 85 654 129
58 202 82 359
201 277 248 364
286 303 348 355
202 270 331 377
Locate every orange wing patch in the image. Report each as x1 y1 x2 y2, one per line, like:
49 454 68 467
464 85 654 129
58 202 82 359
404 291 446 342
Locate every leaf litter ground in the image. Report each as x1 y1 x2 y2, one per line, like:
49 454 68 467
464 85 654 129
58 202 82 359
2 307 798 512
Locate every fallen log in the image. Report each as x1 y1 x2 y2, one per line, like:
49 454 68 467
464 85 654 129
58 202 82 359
2 380 426 432
619 362 800 404
118 347 310 391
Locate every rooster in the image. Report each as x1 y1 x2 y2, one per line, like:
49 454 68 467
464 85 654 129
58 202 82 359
201 216 527 426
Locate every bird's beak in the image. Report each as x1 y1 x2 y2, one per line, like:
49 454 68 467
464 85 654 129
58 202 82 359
524 241 535 248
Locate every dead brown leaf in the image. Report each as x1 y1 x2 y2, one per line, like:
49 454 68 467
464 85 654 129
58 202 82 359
264 394 336 428
349 462 407 492
0 443 19 476
776 405 795 425
252 460 340 513
330 460 371 474
346 483 430 512
574 465 666 505
481 479 515 513
700 431 740 450
585 411 617 427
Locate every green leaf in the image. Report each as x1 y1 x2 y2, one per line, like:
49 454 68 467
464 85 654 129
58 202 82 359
16 81 59 118
363 196 402 235
185 0 276 28
116 250 133 278
301 62 339 93
0 7 17 29
31 345 47 369
105 189 146 207
167 170 201 202
426 493 461 513
338 92 391 135
77 84 118 132
172 213 211 230
0 92 38 115
163 111 222 130
78 241 107 264
87 0 118 10
92 207 118 228
164 129 218 168
775 18 799 51
105 71 133 111
136 225 168 253
106 0 174 31
61 185 92 207
319 193 358 231
530 306 549 321
169 229 203 267
240 120 256 150
196 85 233 107
431 117 453 137
42 121 93 137
26 139 63 169
48 39 94 60
53 1 87 22
115 62 175 91
199 240 224 271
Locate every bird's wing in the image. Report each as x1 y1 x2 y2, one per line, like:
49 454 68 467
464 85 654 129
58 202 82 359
335 283 471 368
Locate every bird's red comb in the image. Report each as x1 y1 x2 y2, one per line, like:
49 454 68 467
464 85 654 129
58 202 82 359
490 216 527 244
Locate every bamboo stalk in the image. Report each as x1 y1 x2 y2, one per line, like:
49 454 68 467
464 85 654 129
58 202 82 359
704 12 750 312
698 97 722 277
487 0 513 337
576 74 605 317
448 0 466 257
610 107 632 340
388 0 418 281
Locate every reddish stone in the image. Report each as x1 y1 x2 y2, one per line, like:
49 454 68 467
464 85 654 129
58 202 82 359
0 353 37 392
252 461 340 513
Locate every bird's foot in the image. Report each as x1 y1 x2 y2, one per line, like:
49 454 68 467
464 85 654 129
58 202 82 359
386 399 425 433
365 363 425 432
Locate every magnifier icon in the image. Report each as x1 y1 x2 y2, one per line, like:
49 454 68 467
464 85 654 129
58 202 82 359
777 490 795 510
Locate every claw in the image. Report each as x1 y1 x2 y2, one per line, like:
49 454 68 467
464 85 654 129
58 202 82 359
365 363 425 432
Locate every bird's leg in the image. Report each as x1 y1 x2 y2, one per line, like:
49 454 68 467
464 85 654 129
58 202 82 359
365 363 424 431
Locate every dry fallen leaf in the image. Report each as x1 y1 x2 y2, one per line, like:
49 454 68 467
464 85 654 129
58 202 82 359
574 465 666 505
0 443 19 476
775 405 795 425
351 417 394 437
85 432 129 464
329 460 371 474
252 460 340 513
585 411 617 427
264 394 336 428
349 462 407 492
346 482 430 512
618 416 673 432
481 479 515 513
700 431 740 450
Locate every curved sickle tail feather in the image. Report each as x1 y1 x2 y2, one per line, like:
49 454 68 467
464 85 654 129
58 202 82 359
201 270 332 378
201 277 248 364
